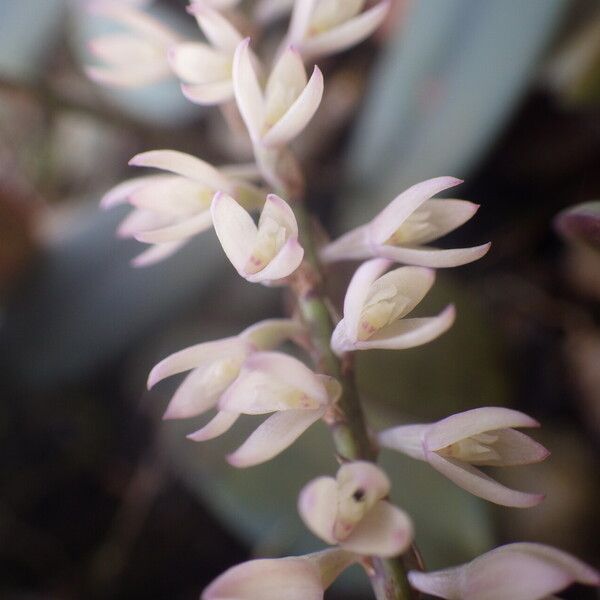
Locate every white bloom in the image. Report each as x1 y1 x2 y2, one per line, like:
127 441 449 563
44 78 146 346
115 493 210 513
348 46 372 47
331 259 455 355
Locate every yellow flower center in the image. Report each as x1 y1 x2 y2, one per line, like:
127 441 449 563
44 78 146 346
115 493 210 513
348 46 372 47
438 432 501 463
357 284 410 341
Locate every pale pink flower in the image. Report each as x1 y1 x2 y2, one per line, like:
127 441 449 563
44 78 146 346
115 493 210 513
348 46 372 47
286 0 391 60
169 3 245 105
408 542 600 600
378 407 550 508
202 548 358 600
206 351 341 467
101 149 262 266
298 461 413 557
211 192 304 283
233 39 324 148
85 1 181 87
147 319 303 420
320 177 491 268
331 258 455 355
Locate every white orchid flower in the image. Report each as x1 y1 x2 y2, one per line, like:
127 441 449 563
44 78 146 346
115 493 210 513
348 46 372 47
379 407 550 508
408 543 600 600
101 150 263 266
298 461 413 557
169 3 245 105
233 39 324 148
193 351 341 468
148 319 303 420
211 192 304 283
331 258 455 355
321 177 491 268
85 0 181 87
287 0 391 60
202 548 358 600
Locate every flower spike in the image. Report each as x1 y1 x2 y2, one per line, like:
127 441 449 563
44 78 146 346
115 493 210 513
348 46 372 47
331 259 455 355
211 192 304 283
408 543 600 599
321 177 491 268
379 407 550 507
298 461 413 557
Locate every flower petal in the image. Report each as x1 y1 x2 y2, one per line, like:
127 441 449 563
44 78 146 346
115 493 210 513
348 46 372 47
188 2 243 53
319 225 372 263
260 194 299 236
265 47 308 124
240 318 305 350
407 567 462 599
336 461 391 509
232 38 265 144
377 243 491 268
426 451 544 508
211 192 258 273
128 176 210 216
181 80 234 105
377 424 429 461
202 556 323 600
129 150 231 192
147 336 245 388
131 241 187 266
424 407 541 453
341 500 413 558
118 208 170 238
263 66 324 148
298 476 338 544
85 64 169 87
134 211 213 243
227 408 325 467
369 177 463 246
471 428 549 467
187 410 240 442
168 42 230 84
288 0 317 44
246 237 304 283
100 175 169 209
299 0 390 60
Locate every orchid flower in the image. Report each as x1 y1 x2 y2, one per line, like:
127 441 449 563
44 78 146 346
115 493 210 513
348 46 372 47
101 150 262 266
85 1 181 87
211 192 304 283
298 461 413 557
202 548 358 600
408 543 600 600
194 351 341 468
379 407 550 508
331 258 455 355
286 0 391 60
320 177 491 268
169 3 245 105
147 319 304 420
233 39 324 148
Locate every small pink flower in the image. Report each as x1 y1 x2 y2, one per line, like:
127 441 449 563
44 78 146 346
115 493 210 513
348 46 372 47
331 258 455 355
202 548 358 600
287 0 391 60
147 319 303 420
379 407 550 507
298 461 413 557
408 542 600 600
321 177 490 268
211 192 304 283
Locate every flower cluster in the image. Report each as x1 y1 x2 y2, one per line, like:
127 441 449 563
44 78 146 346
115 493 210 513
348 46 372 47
90 1 599 599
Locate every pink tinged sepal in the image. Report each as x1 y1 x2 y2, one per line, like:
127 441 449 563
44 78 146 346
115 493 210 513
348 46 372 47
187 410 239 441
211 192 304 284
377 424 429 461
408 543 600 600
202 548 358 600
188 2 243 54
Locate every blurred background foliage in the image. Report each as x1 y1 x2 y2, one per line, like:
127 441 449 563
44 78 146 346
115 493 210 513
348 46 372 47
1 0 599 598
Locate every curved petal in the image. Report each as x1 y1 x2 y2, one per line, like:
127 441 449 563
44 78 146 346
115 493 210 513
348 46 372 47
341 501 413 558
232 38 265 143
377 243 491 268
369 177 463 245
134 211 213 243
227 408 325 467
260 194 299 236
297 476 338 544
187 410 240 442
407 567 462 599
343 258 392 342
288 0 317 43
299 0 390 60
306 549 360 589
100 175 169 209
128 176 209 216
355 306 456 351
377 424 429 461
188 2 243 53
129 150 231 191
265 47 307 124
424 407 541 453
211 192 257 272
320 225 372 263
470 428 550 467
147 336 244 388
247 237 304 283
117 207 170 238
202 556 323 600
263 67 324 148
168 42 230 84
131 240 186 266
240 318 305 350
181 80 234 105
330 319 354 356
426 452 544 508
